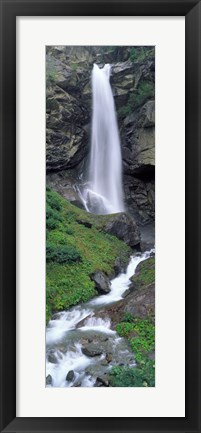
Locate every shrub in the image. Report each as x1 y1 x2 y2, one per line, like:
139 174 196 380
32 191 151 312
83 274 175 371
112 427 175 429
71 63 78 71
118 80 154 118
110 360 155 387
46 189 62 211
46 205 63 231
116 318 155 363
46 242 81 264
122 312 134 323
46 70 58 86
133 81 154 108
129 47 137 61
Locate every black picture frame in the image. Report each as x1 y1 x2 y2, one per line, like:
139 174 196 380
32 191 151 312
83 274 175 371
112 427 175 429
0 0 200 432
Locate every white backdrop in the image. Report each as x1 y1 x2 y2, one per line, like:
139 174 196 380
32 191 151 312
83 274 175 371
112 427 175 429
16 16 185 417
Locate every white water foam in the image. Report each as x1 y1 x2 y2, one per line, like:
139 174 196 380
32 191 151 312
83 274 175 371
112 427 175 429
46 343 96 387
46 307 91 344
79 316 115 334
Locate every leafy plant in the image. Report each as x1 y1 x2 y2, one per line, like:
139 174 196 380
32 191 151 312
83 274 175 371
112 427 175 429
46 70 58 86
131 257 155 288
46 242 81 264
129 47 137 61
111 316 155 387
118 80 155 118
110 359 155 387
71 63 78 71
122 312 134 323
116 318 155 364
134 81 154 108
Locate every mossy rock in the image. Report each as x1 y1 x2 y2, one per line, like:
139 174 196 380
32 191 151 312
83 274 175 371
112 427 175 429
131 257 155 289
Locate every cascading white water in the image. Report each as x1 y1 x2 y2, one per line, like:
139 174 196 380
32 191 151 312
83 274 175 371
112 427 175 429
84 63 124 214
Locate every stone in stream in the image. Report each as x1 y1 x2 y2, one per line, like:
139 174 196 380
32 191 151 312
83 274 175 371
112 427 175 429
66 370 75 381
100 359 108 366
46 374 52 385
96 376 109 387
91 271 111 294
47 350 58 364
106 353 113 363
82 343 102 357
74 381 82 387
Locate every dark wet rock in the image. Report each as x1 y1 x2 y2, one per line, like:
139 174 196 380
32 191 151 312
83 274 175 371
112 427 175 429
101 282 154 325
76 219 92 228
66 370 75 381
100 359 109 366
147 351 155 361
82 344 103 357
74 381 82 387
106 353 113 363
94 381 104 387
96 376 109 387
122 288 132 298
91 271 111 294
46 374 52 385
47 350 58 364
103 212 140 247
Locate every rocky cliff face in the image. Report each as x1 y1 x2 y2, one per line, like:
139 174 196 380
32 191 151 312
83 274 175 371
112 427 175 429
46 46 155 223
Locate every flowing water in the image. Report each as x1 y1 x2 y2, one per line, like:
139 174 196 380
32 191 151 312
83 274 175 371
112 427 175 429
46 249 154 387
79 64 124 215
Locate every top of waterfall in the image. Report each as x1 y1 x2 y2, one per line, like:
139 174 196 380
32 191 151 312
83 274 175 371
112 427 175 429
93 63 111 79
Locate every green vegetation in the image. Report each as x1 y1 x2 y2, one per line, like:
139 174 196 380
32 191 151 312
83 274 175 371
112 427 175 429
110 315 155 387
116 317 155 363
46 188 131 322
110 359 155 387
118 80 155 118
71 63 78 71
46 242 81 264
134 81 154 109
131 257 155 289
129 46 154 63
46 70 58 86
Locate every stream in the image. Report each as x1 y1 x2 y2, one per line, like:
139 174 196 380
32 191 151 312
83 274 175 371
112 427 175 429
46 249 154 387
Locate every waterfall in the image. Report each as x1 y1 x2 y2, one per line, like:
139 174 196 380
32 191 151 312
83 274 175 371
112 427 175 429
84 64 124 215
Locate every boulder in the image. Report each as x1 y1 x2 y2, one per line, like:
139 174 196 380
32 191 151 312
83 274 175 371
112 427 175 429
91 271 111 294
66 370 75 381
47 350 58 364
103 212 140 247
46 374 52 385
95 376 109 387
82 344 103 357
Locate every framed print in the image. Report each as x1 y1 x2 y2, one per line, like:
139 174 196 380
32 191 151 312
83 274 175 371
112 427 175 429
0 1 201 433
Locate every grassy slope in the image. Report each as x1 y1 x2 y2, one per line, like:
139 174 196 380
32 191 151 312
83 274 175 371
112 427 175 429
46 188 131 322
